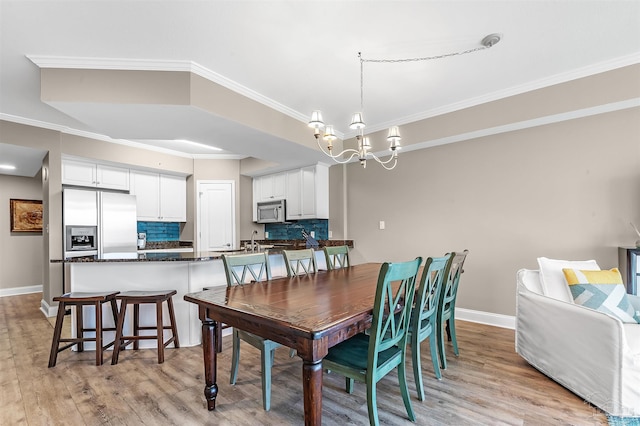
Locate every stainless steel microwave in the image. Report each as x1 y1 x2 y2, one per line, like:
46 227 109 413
257 199 286 223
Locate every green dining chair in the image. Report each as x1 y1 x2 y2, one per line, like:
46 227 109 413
282 248 317 277
436 250 469 370
409 254 453 400
323 257 422 426
323 245 351 270
221 253 281 411
282 248 317 357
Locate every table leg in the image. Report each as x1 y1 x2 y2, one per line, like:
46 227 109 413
202 318 218 410
302 359 323 426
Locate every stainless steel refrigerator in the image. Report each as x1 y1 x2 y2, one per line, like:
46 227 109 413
63 188 138 258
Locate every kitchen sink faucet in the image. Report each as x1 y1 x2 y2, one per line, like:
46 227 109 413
250 230 258 252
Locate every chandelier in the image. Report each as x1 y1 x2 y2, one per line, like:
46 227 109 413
308 34 502 170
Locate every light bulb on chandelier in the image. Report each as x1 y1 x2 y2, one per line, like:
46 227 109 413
308 33 501 170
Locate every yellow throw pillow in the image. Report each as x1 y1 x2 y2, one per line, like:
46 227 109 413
562 268 623 285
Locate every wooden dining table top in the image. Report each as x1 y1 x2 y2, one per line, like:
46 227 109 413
185 262 383 344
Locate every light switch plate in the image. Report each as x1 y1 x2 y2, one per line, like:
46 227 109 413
379 221 385 230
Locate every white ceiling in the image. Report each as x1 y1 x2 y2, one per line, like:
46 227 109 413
1 1 639 177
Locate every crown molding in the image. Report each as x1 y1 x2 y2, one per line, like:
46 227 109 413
403 97 640 153
26 55 310 124
0 113 244 160
348 52 640 138
30 52 638 142
21 53 640 156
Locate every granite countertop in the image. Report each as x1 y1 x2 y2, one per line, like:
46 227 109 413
52 251 223 263
51 240 354 263
238 239 354 250
142 240 194 250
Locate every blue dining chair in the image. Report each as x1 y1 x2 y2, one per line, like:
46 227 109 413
409 254 453 400
221 253 281 411
436 250 469 370
323 257 422 426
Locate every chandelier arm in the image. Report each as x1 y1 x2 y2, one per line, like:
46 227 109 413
368 151 398 165
379 159 398 171
369 155 398 171
315 139 360 163
329 151 360 164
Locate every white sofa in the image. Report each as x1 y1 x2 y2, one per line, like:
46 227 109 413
516 268 640 417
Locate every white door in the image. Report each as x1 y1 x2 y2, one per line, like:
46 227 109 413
197 181 235 251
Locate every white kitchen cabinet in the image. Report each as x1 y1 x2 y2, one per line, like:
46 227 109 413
252 165 328 222
130 170 186 222
159 174 187 222
252 172 286 221
62 159 129 191
286 164 329 220
255 173 286 202
286 169 302 219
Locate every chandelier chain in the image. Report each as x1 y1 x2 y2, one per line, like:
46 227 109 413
357 43 493 114
359 52 364 111
310 34 501 170
359 45 490 64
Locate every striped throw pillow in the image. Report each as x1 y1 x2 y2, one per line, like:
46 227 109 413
562 268 639 324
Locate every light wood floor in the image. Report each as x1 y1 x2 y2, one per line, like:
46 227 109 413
1 292 607 425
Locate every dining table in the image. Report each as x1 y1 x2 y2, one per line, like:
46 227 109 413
183 262 384 426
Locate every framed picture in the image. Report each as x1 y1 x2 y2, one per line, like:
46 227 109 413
10 199 43 233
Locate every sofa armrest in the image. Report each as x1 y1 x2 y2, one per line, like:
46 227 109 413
516 281 626 410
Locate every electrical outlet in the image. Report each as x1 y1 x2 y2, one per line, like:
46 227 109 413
379 221 385 230
328 231 333 238
265 231 269 239
310 231 315 238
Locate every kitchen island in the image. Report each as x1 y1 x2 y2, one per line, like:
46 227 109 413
51 240 353 351
53 251 231 350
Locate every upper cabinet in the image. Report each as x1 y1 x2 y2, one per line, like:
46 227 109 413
62 159 130 191
130 170 186 222
252 164 329 222
255 172 286 202
286 164 329 220
252 172 286 221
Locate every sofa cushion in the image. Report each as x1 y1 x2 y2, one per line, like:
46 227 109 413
537 257 600 303
562 268 640 324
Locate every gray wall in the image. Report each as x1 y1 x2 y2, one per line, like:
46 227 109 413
0 173 44 292
344 107 640 316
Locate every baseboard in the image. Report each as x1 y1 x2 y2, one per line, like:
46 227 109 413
3 286 517 328
456 307 515 330
0 284 42 298
40 298 58 318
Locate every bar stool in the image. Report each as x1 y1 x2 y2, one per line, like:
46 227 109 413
111 290 180 364
48 291 120 367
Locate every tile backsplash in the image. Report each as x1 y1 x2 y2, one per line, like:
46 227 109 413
137 222 180 242
265 219 328 240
